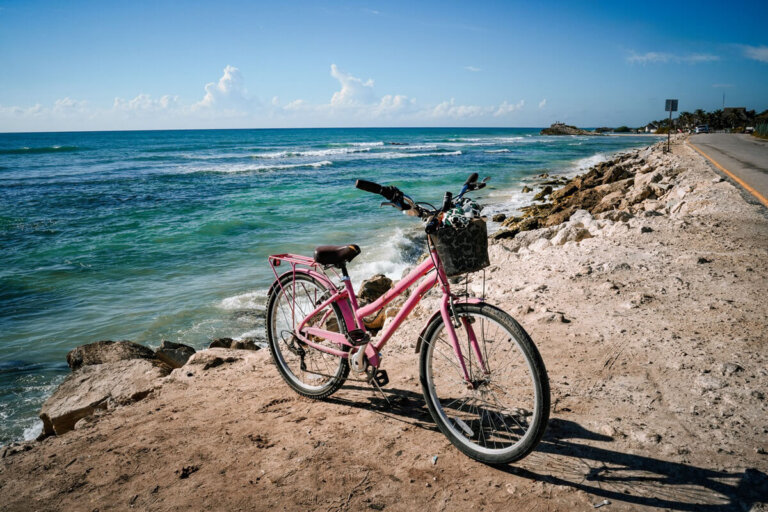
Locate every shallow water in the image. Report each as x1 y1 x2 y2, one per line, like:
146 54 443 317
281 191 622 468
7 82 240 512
0 127 657 443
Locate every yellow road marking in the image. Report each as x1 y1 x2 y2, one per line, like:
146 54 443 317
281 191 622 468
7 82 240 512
687 138 768 208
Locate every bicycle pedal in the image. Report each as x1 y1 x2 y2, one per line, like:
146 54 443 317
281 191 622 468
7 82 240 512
347 329 370 347
368 369 389 387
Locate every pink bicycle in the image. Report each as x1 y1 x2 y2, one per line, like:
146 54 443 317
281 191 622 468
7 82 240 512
266 174 550 464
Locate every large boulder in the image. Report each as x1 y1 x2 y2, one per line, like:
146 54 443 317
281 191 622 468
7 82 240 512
155 340 196 368
357 274 393 305
40 359 171 437
66 340 156 371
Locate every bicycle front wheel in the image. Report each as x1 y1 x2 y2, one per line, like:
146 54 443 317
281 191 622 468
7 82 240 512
419 303 549 464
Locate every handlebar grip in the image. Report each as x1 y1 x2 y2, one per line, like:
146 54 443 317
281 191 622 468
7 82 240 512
465 172 479 186
441 191 453 212
355 179 383 195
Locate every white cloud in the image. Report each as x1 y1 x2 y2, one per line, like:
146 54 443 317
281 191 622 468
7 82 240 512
538 98 547 109
1 64 526 130
329 64 377 107
494 100 524 117
113 94 180 112
742 45 768 63
627 51 719 64
284 99 308 111
464 66 481 72
194 65 250 110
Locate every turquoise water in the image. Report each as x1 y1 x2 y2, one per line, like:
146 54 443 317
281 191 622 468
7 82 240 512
0 128 657 443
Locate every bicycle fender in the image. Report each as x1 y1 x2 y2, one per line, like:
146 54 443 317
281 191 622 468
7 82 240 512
414 298 485 353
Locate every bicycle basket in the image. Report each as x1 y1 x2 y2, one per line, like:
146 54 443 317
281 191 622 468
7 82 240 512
429 218 490 277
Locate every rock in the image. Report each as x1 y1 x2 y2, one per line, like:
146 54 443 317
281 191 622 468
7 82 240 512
528 237 551 252
696 375 726 393
591 191 624 214
634 171 662 188
357 274 393 304
640 226 653 233
491 213 506 222
186 349 242 370
542 206 576 227
492 228 518 240
208 337 262 351
66 340 156 371
521 185 532 193
540 123 602 136
533 186 553 201
598 210 633 223
719 363 743 376
601 165 631 185
155 340 196 368
623 185 653 206
551 226 592 246
40 359 171 437
697 257 711 264
550 183 578 201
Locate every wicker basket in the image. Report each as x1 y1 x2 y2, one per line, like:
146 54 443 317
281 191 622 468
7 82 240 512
430 218 490 277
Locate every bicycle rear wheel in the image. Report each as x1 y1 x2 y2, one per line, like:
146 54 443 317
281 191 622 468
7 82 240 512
266 272 350 399
419 303 549 464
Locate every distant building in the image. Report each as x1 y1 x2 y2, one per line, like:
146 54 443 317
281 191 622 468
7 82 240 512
645 123 658 133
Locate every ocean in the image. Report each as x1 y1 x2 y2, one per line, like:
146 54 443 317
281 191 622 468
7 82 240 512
0 127 656 444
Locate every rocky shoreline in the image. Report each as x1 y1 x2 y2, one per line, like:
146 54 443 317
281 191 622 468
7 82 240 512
2 136 767 511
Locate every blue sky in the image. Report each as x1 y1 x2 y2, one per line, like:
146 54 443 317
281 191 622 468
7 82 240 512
1 0 767 132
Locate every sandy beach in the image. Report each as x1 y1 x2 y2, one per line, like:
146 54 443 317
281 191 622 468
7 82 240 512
1 136 767 512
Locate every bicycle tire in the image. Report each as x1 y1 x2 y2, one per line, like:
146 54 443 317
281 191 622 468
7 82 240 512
419 302 550 464
266 272 350 399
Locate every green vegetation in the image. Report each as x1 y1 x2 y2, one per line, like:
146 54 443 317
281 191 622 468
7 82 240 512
647 107 768 133
613 126 631 133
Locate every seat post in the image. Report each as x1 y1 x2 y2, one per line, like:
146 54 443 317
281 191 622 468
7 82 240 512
339 264 350 279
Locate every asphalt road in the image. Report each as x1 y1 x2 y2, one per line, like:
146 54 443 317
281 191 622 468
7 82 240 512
689 133 768 207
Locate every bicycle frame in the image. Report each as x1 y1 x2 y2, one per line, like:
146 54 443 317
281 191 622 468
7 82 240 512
268 249 486 383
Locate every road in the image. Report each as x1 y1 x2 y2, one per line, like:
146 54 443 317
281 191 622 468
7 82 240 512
688 133 768 207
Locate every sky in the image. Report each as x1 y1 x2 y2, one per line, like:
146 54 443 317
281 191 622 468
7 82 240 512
1 0 767 132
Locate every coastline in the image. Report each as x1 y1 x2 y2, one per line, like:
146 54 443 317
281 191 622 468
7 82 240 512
2 135 768 510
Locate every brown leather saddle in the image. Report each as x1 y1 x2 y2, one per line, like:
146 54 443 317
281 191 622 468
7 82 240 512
313 244 361 266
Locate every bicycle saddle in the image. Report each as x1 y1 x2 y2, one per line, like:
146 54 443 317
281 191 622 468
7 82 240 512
314 244 361 266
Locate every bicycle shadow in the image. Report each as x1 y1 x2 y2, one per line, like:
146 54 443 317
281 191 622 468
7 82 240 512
507 418 768 512
332 384 768 512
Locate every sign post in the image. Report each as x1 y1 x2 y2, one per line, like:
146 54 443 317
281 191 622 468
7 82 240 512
665 99 678 152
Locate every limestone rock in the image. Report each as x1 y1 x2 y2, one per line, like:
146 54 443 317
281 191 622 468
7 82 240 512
186 349 243 370
491 213 506 222
66 340 156 371
634 171 662 189
208 337 262 351
533 186 553 201
155 340 196 368
357 274 393 305
40 359 171 437
521 185 532 193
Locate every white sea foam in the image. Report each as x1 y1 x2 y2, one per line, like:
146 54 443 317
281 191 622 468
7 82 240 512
350 227 426 283
574 153 608 172
255 147 373 159
203 160 333 174
219 290 268 310
22 420 43 441
327 141 384 148
485 149 511 153
370 150 462 160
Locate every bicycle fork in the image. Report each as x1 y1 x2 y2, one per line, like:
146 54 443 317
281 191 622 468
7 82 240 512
440 295 488 387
